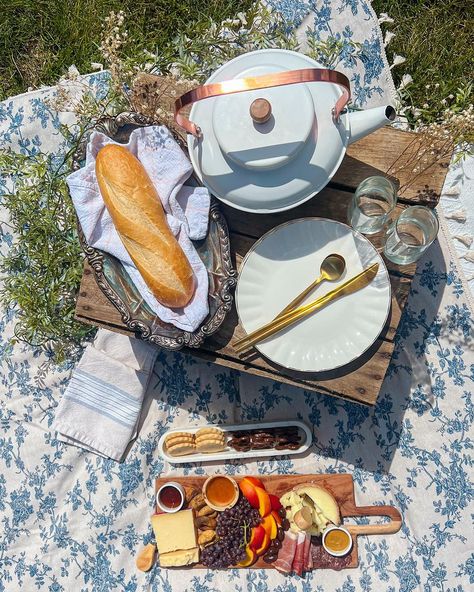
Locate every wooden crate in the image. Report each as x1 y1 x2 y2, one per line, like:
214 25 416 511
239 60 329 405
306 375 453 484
75 127 450 405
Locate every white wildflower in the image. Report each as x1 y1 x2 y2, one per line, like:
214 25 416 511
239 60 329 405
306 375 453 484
378 13 394 24
390 55 406 68
237 12 247 25
384 31 396 46
397 74 413 91
169 64 181 78
67 65 80 80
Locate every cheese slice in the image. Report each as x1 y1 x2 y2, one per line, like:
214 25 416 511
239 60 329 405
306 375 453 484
151 509 197 555
158 547 200 567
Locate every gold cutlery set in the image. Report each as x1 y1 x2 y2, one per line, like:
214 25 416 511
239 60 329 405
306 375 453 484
235 257 379 354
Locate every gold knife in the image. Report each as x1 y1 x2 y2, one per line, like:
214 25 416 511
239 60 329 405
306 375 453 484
235 263 379 353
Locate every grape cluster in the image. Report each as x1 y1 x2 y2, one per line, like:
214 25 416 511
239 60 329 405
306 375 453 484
201 496 261 568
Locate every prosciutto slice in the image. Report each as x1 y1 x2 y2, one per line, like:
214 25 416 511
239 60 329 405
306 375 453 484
303 534 312 572
274 531 298 573
291 532 306 576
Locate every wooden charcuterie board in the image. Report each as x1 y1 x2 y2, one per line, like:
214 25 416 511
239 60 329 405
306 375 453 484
154 473 402 569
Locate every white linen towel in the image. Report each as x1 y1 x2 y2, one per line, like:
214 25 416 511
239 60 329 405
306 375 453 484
66 125 210 332
52 330 157 461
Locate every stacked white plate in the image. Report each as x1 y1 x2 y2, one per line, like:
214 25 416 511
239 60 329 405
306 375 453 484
236 218 391 373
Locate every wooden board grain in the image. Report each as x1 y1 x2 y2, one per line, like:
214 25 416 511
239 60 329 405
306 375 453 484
75 126 451 405
154 474 402 570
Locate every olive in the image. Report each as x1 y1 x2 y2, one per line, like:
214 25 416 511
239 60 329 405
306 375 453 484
277 507 286 518
277 527 285 541
281 518 290 531
272 537 282 549
263 552 277 563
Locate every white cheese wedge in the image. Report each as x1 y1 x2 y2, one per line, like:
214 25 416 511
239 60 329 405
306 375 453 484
293 484 341 526
159 547 200 567
151 509 197 555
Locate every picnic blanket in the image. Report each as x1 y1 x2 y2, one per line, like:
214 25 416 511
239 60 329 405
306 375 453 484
0 1 473 591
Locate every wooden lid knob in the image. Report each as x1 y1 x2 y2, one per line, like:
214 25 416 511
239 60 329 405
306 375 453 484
250 98 272 124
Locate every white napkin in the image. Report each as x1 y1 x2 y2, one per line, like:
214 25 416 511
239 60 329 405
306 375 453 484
66 126 210 332
52 329 158 461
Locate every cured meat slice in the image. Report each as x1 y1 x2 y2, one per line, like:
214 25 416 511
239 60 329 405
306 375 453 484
303 534 312 572
291 532 306 576
274 531 298 573
311 536 352 570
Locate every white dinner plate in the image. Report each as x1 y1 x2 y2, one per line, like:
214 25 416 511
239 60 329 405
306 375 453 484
236 218 391 372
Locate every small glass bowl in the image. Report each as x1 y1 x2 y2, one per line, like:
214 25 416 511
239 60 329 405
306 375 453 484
202 475 239 512
155 482 185 514
322 525 353 557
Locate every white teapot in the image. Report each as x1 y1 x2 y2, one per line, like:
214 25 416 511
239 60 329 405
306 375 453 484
174 49 396 214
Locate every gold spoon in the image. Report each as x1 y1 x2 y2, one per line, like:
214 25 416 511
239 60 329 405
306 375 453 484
275 253 346 318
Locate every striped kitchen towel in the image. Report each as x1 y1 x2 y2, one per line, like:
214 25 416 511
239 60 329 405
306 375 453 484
53 329 158 461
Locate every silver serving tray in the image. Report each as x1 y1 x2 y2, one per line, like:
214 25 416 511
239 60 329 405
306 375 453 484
72 111 236 349
158 420 312 464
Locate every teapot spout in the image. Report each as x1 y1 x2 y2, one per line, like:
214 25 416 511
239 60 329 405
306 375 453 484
348 105 396 145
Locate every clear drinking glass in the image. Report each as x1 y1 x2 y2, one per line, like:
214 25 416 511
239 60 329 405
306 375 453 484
348 176 397 235
383 206 439 265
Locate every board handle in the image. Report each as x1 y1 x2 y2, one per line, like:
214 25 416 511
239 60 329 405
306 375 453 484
344 505 402 536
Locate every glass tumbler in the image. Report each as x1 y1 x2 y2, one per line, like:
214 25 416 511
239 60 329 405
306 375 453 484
383 206 439 265
348 176 397 235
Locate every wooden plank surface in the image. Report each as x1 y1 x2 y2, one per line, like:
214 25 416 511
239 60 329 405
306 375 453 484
75 126 450 405
153 473 402 570
334 126 449 207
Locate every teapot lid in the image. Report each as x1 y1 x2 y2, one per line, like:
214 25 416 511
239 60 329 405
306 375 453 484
187 49 349 213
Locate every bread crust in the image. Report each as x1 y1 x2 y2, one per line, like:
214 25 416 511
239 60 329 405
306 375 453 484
95 144 195 308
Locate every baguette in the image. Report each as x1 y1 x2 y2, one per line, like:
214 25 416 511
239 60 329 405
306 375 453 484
95 144 196 308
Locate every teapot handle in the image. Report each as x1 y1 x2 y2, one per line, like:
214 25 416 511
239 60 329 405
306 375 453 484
174 68 350 137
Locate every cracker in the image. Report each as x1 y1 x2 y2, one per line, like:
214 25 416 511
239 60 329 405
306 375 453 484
196 440 227 453
195 427 225 439
165 435 195 449
165 432 194 443
166 442 196 456
195 437 226 447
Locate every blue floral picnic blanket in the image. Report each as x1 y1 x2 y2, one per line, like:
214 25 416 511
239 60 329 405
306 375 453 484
0 1 473 591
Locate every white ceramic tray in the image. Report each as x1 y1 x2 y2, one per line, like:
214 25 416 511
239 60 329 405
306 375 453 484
157 420 312 464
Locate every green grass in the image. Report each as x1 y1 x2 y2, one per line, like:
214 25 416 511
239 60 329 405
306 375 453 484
0 0 472 113
372 0 473 111
0 0 250 100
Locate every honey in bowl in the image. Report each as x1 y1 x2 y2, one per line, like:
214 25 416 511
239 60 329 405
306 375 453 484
203 475 239 511
322 526 352 557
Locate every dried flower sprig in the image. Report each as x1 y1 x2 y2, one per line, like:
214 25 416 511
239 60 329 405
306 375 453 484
387 98 474 191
